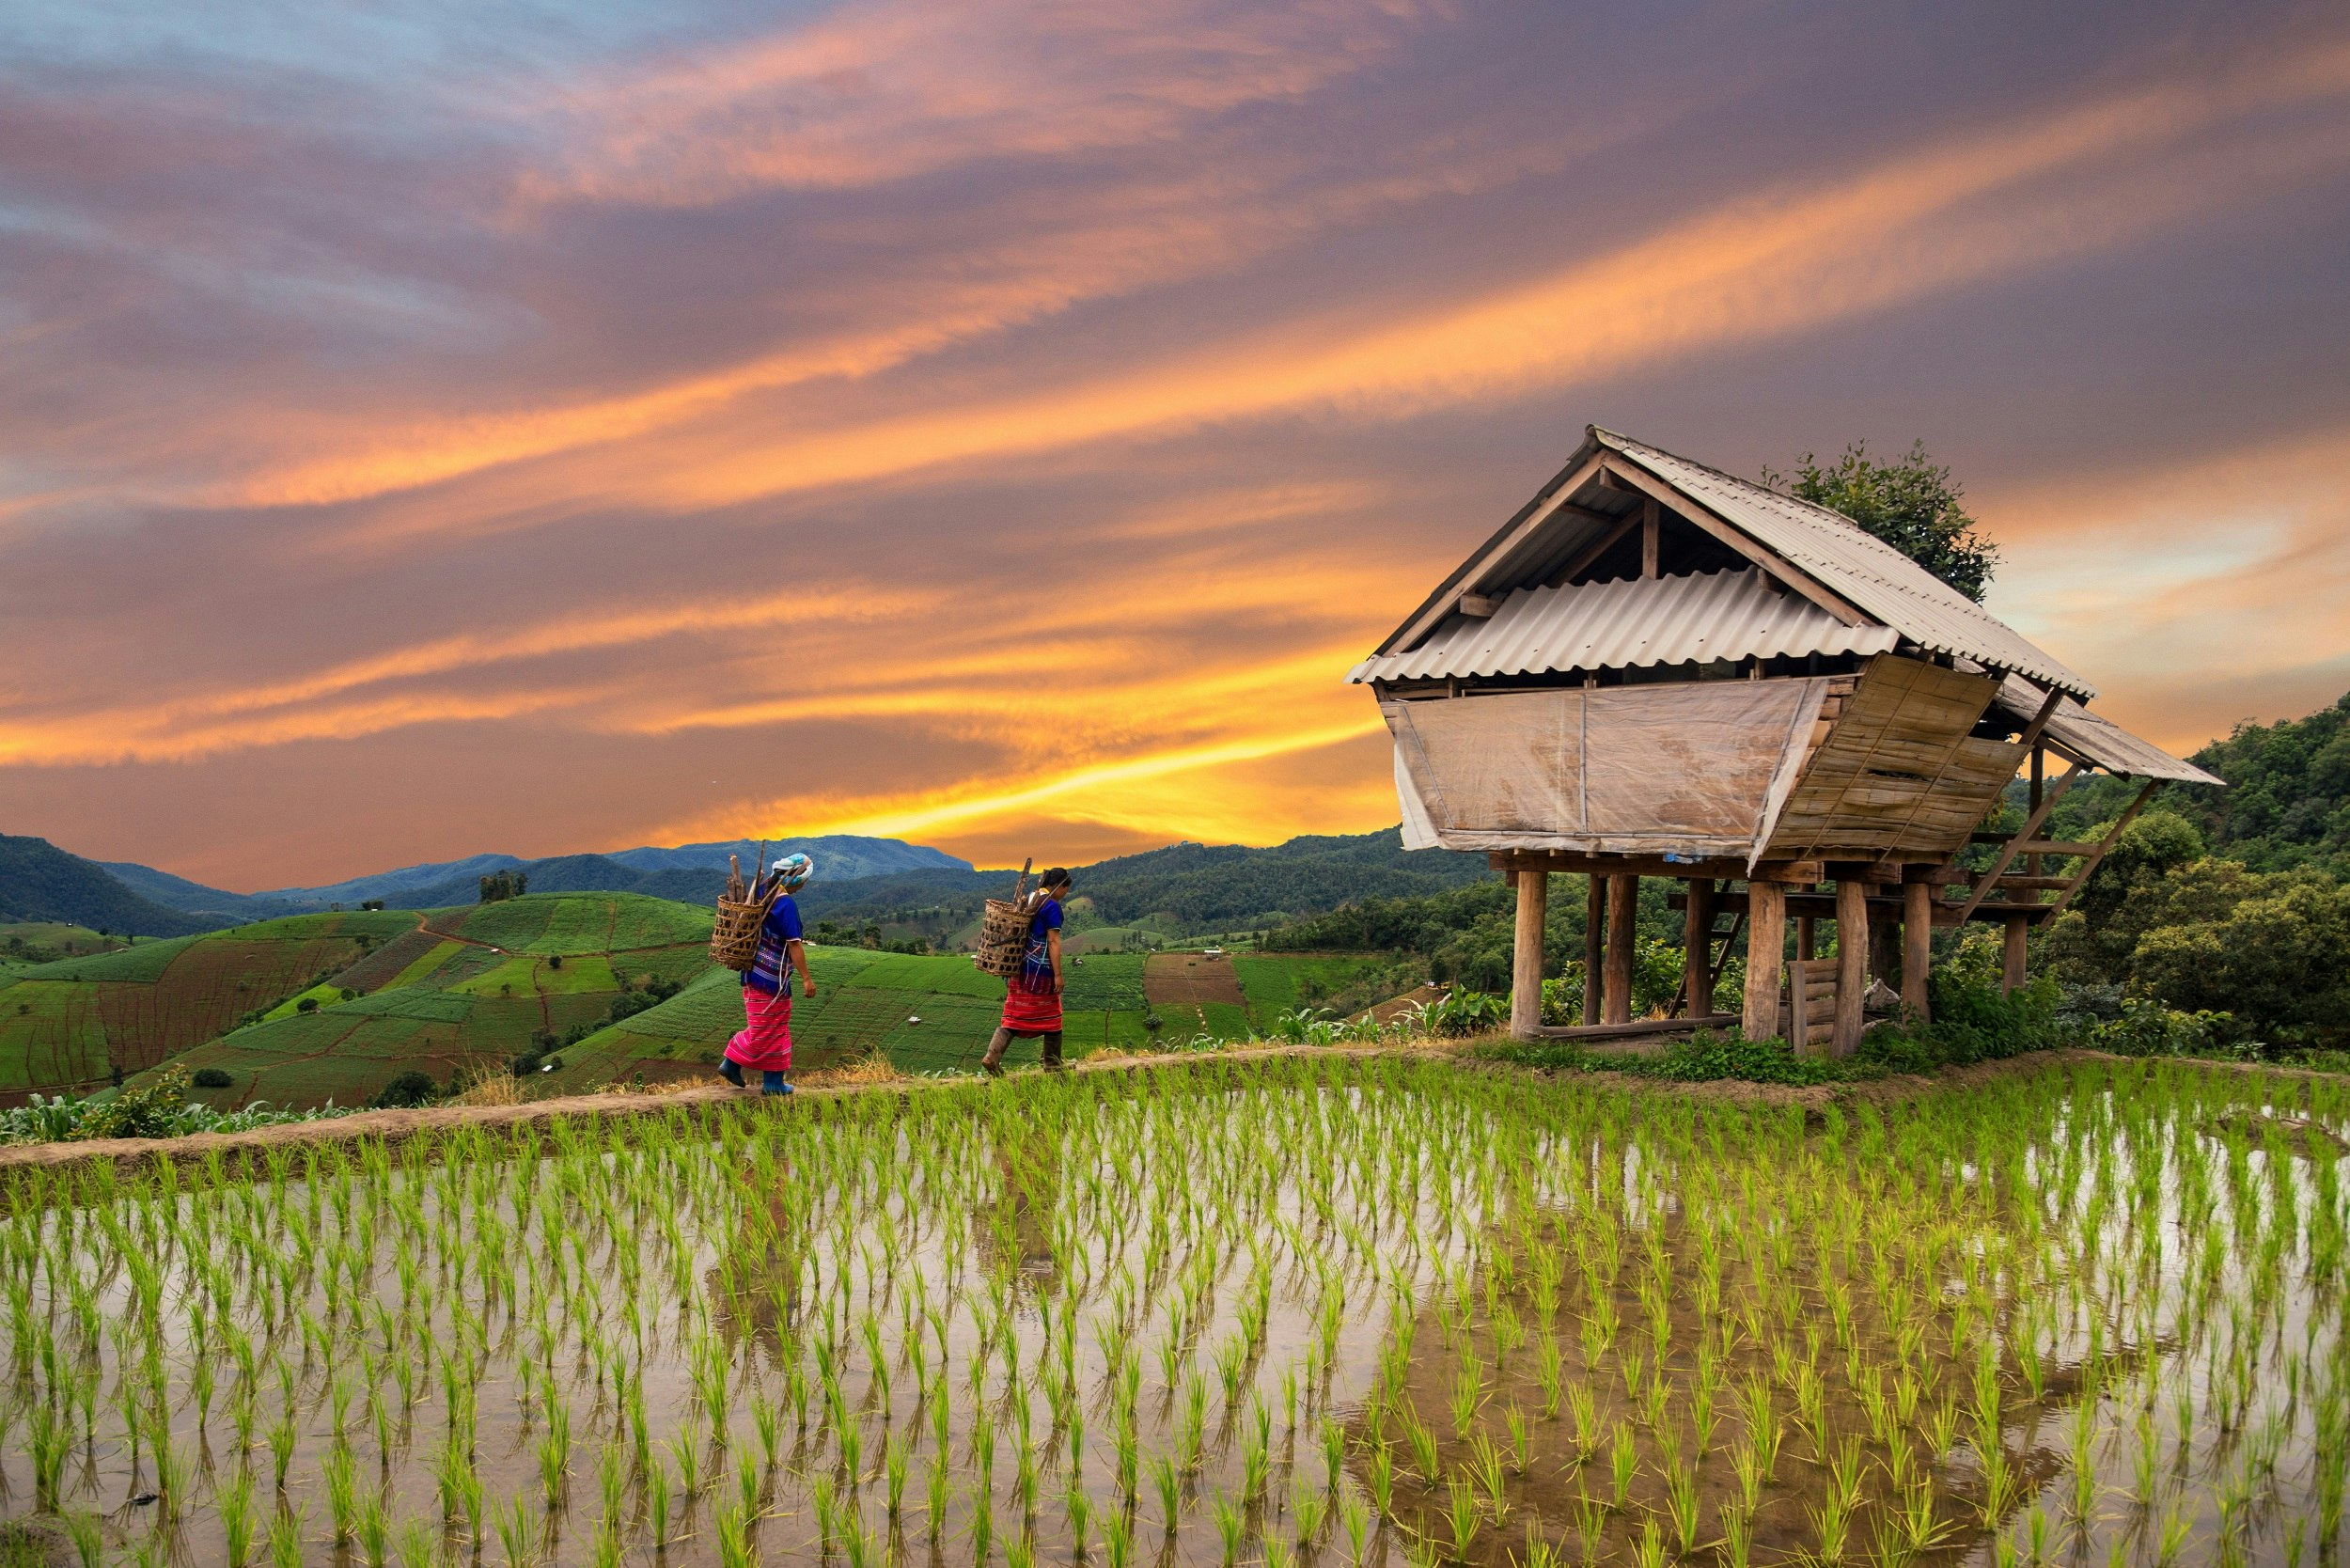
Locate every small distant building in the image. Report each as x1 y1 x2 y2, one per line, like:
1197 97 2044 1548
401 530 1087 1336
1348 427 2219 1053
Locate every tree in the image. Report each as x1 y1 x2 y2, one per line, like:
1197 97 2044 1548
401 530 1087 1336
1764 440 1999 602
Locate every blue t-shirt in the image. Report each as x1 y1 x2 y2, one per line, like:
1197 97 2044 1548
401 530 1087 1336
1016 897 1062 994
743 895 805 995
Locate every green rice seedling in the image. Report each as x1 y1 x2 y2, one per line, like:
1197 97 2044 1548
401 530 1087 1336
1341 1490 1372 1563
395 1520 438 1568
1808 1486 1852 1561
1566 1384 1597 1460
268 1506 307 1568
1104 1507 1135 1568
1534 1336 1563 1419
1451 1367 1484 1439
494 1496 538 1568
1468 1435 1509 1521
714 1499 754 1568
1608 1426 1637 1510
325 1442 361 1539
356 1488 391 1566
1403 1409 1443 1484
885 1430 911 1516
1662 1443 1701 1555
648 1455 675 1545
1446 1478 1482 1560
1503 1402 1530 1473
1214 1490 1246 1565
925 1451 949 1539
1294 1470 1331 1543
267 1409 299 1490
1151 1451 1182 1529
1368 1439 1397 1517
221 1466 258 1567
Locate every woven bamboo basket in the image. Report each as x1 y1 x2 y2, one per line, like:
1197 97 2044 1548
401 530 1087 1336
973 860 1034 979
709 843 776 970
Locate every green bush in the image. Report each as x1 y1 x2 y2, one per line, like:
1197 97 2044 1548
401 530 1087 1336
191 1066 233 1089
75 1067 200 1139
371 1071 439 1109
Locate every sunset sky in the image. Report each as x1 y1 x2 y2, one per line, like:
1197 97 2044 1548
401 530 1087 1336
4 1 2348 889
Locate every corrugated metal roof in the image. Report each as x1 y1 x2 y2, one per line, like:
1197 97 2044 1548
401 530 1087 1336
1989 675 2223 785
1348 569 1896 682
1592 430 2095 698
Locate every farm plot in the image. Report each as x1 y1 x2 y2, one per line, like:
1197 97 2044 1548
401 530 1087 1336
3 1057 2343 1568
1144 950 1247 1005
0 912 412 1098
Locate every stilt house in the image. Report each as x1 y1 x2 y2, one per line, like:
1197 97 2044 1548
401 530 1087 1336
1348 428 2220 1053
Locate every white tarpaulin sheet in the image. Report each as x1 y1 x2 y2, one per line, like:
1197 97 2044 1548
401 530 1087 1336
1386 679 1825 857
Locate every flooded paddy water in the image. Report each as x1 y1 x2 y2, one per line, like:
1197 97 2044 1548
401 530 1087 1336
1 1053 2343 1567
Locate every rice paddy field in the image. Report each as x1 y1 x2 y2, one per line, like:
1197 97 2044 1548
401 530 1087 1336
3 1052 2343 1567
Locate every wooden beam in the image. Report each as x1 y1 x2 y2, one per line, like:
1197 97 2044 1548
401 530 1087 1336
1833 875 1868 1057
1743 880 1786 1042
2001 913 2029 995
1948 764 2082 926
1457 593 1500 618
1639 497 1659 580
2040 778 2160 919
1538 1013 1741 1043
1583 875 1604 1027
1902 877 1932 1023
1682 879 1714 1020
1795 916 1816 961
1511 867 1547 1042
1594 459 1870 627
1604 872 1637 1026
1545 512 1640 588
1494 850 1825 883
1669 888 2053 924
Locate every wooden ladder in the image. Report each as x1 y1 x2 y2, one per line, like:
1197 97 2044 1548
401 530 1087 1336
1945 771 2161 924
1668 908 1745 1018
1783 960 1838 1052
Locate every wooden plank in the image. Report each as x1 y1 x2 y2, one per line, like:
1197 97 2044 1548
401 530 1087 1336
1511 867 1548 1042
1604 872 1637 1026
2000 914 2029 994
1682 879 1714 1020
1744 880 1786 1042
1833 875 1868 1058
1639 497 1659 579
1536 1013 1740 1042
1902 878 1932 1023
1583 874 1604 1027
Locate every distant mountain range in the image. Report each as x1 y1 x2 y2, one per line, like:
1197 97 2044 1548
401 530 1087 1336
13 825 1491 942
87 836 973 923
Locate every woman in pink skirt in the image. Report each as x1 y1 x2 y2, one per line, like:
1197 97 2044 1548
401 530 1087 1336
980 868 1071 1074
721 854 815 1094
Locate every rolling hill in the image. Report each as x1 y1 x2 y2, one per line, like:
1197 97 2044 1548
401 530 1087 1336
152 893 713 1109
545 945 1392 1090
0 835 219 937
0 908 416 1100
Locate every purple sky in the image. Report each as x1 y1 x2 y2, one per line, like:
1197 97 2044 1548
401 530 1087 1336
3 0 2347 887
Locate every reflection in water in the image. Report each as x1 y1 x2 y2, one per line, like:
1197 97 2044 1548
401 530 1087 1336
0 1058 2342 1568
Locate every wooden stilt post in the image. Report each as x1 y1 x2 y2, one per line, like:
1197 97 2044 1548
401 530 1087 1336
1833 874 1868 1057
1683 878 1714 1018
1743 878 1786 1042
2001 913 2029 995
1604 872 1637 1025
1902 874 1933 1024
1510 866 1547 1041
1583 875 1604 1027
1869 916 1900 993
1796 916 1816 961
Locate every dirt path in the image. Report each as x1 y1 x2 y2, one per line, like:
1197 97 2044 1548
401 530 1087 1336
2 1043 2293 1184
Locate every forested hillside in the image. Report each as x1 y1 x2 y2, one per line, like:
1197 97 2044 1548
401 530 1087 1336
0 836 216 937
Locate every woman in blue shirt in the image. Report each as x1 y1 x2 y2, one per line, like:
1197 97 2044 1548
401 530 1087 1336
721 854 815 1094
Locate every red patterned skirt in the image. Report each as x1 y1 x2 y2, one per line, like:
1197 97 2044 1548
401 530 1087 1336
1000 982 1061 1035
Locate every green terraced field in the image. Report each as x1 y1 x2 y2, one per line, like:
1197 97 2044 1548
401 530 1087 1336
0 911 417 1099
